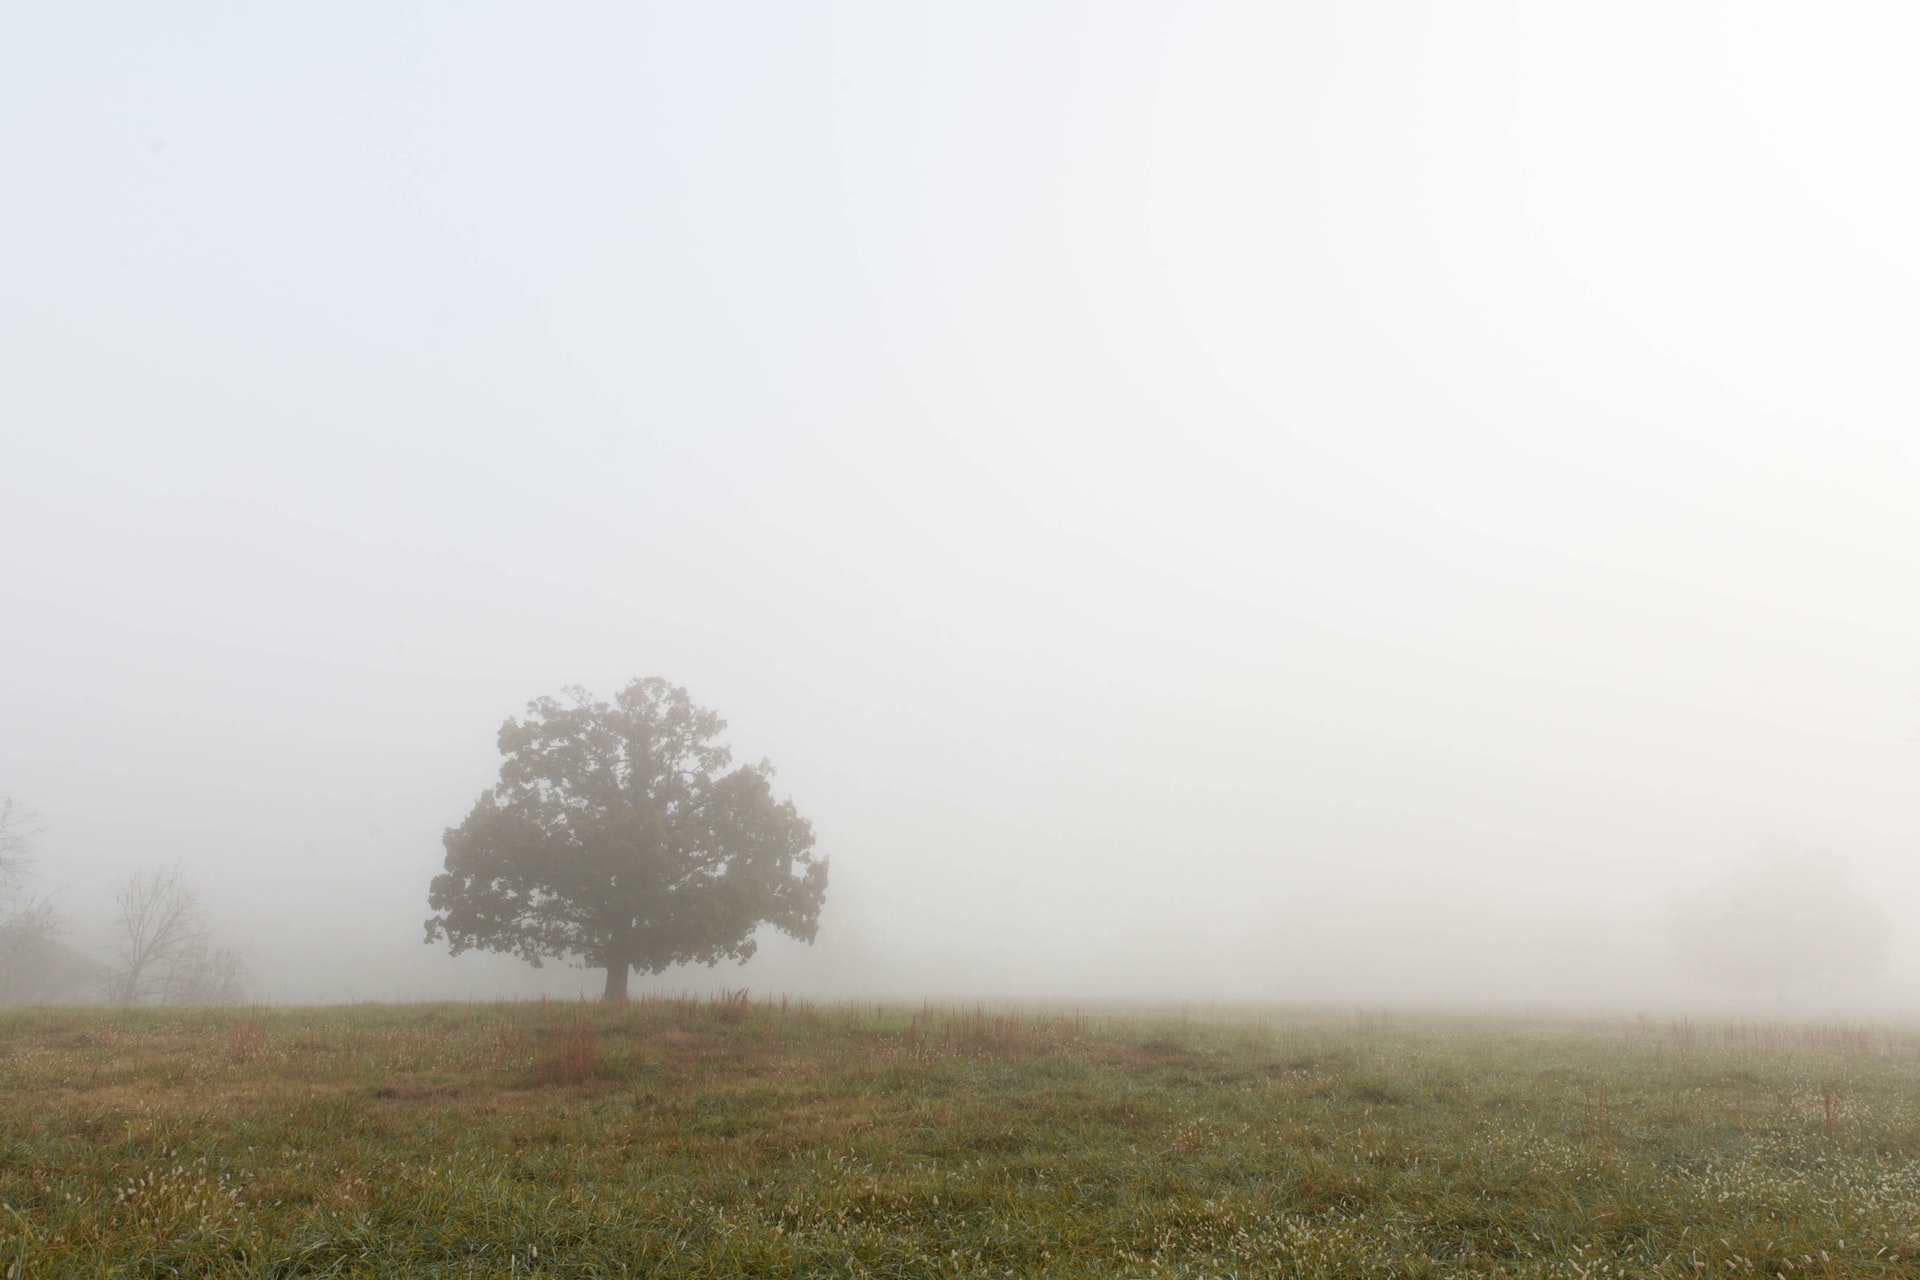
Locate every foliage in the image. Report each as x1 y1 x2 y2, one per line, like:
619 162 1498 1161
5 1001 1920 1276
1668 840 1891 999
426 678 828 999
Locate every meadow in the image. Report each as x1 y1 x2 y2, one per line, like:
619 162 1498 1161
3 997 1919 1278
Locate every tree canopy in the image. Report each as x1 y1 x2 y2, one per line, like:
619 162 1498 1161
425 679 828 1000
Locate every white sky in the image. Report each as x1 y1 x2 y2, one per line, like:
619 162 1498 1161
5 2 1920 1006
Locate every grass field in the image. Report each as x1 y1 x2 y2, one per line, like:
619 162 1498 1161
4 997 1920 1277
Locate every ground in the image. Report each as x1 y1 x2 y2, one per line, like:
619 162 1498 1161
2 998 1918 1276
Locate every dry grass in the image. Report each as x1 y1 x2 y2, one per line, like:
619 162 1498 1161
4 1000 1920 1276
536 1017 597 1085
225 1011 268 1064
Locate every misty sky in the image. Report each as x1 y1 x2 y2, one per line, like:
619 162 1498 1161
6 2 1920 1006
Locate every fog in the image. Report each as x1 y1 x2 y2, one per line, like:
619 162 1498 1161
5 3 1919 1011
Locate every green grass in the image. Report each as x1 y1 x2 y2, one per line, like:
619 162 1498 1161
4 998 1920 1277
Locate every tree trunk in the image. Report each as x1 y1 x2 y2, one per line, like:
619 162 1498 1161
601 917 637 1002
602 961 630 1002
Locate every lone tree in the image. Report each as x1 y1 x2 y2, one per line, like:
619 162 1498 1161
425 678 829 1000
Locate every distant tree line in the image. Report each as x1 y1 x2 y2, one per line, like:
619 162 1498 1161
0 794 248 1007
1666 839 1890 1003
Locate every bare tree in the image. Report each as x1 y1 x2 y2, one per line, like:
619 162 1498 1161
101 865 250 1006
0 796 69 1004
103 865 211 1006
167 944 249 1007
0 795 41 889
